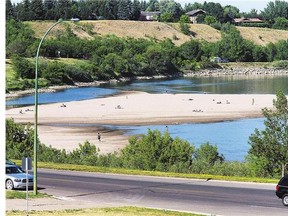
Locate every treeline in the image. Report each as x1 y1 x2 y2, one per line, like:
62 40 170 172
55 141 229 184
5 0 288 30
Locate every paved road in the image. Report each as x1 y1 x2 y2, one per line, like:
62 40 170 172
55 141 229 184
37 169 287 216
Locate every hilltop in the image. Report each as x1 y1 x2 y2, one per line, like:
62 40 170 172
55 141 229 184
26 20 288 46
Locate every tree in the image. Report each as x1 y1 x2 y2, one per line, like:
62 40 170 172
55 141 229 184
11 55 34 79
261 0 288 23
223 5 240 20
275 40 288 60
120 129 195 172
117 0 133 20
178 40 202 61
252 45 268 62
160 12 173 22
273 17 288 30
179 14 190 23
248 91 288 177
203 2 224 22
214 24 253 62
6 118 34 159
6 0 15 20
159 0 182 21
16 0 33 21
43 0 57 20
30 0 44 20
204 15 217 25
194 142 224 166
179 21 190 35
6 19 35 57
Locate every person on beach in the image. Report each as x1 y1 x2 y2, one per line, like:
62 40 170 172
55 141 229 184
98 133 101 142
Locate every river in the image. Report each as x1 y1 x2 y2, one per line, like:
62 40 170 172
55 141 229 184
6 75 288 161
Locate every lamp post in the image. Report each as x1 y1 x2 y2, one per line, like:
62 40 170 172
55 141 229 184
34 19 63 194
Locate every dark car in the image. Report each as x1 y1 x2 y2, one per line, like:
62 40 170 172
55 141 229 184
276 175 288 206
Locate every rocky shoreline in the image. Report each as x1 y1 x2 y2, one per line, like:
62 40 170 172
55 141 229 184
6 67 288 99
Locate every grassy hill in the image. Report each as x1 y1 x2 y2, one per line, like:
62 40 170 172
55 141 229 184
26 20 288 46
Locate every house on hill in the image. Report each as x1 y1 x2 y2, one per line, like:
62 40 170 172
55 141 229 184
186 9 206 24
139 11 161 21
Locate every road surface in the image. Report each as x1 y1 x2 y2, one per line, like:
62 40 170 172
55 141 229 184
34 169 288 216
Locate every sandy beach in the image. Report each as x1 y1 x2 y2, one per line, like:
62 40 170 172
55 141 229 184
6 92 276 154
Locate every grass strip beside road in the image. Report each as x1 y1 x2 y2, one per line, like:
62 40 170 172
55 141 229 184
6 206 203 216
12 160 278 184
6 191 49 199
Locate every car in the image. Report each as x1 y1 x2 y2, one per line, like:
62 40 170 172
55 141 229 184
276 175 288 206
5 164 33 190
6 158 15 165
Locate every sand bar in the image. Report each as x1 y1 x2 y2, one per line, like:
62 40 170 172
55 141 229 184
6 92 276 153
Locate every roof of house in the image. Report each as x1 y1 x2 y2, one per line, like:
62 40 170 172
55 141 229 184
234 17 264 23
140 11 161 16
186 9 206 16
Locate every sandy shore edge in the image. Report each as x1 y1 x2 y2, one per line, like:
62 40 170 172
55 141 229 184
6 92 276 154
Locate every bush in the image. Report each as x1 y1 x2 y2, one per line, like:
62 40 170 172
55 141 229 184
210 22 222 30
179 22 190 35
11 55 34 79
272 60 288 69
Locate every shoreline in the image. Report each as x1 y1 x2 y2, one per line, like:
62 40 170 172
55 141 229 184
6 67 288 99
6 92 276 154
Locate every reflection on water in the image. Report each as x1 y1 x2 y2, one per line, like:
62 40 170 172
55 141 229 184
6 87 118 106
6 75 288 106
106 75 288 94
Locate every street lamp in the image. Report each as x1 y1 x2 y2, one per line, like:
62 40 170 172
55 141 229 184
34 19 63 194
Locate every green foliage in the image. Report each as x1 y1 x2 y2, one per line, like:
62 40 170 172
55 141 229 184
120 129 195 172
178 40 203 61
262 1 288 23
160 12 174 22
179 22 190 35
274 40 288 60
252 45 268 62
179 14 190 23
11 55 34 79
6 19 35 57
273 17 288 30
272 60 288 69
209 22 222 30
248 91 288 177
191 142 224 174
6 20 288 93
6 119 264 177
215 24 253 62
41 61 73 85
6 118 34 159
204 15 217 25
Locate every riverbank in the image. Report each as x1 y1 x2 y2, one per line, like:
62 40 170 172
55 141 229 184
6 67 288 99
5 92 276 154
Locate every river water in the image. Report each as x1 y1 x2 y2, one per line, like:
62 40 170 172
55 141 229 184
6 75 288 161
